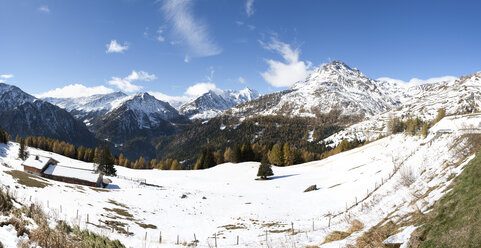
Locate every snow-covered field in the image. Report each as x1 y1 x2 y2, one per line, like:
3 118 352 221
1 115 480 247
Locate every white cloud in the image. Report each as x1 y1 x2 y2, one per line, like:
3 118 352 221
184 55 190 63
106 40 129 53
238 77 246 84
148 91 191 108
162 0 221 58
0 74 14 79
377 76 457 86
0 80 5 83
36 84 115 98
246 0 255 17
108 70 156 92
260 37 312 87
38 6 50 14
184 82 221 97
157 27 165 42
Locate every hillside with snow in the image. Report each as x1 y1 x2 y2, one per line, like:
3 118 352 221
324 72 481 146
1 114 480 247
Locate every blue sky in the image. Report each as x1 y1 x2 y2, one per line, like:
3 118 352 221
1 0 481 101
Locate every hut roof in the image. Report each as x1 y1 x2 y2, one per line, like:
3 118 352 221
22 155 56 170
43 164 101 183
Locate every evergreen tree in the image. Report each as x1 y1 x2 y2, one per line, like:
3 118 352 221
232 144 242 163
268 143 283 166
257 153 273 179
18 138 29 161
102 142 116 175
241 142 255 162
0 127 7 144
203 147 216 169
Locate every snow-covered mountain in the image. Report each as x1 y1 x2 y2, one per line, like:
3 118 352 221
324 71 481 146
87 92 189 144
0 83 97 147
43 91 128 118
179 87 260 120
227 61 400 118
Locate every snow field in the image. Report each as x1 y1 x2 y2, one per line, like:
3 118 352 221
0 114 480 247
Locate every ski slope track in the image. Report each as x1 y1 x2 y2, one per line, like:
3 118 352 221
1 115 480 247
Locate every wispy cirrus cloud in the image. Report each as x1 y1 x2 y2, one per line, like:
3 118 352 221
260 37 312 87
36 84 115 98
157 27 166 42
38 5 50 14
245 0 255 17
106 40 129 53
108 70 156 92
161 0 221 58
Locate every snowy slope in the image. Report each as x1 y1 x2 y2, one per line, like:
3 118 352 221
1 114 479 247
324 72 481 146
180 88 260 120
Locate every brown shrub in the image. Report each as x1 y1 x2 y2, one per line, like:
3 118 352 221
7 217 29 237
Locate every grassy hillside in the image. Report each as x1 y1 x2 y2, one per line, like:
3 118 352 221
409 146 481 247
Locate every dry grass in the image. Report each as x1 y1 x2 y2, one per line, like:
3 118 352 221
0 188 13 212
136 222 157 229
108 199 129 209
323 231 350 243
103 207 134 219
323 219 365 244
219 224 246 230
4 170 51 188
347 219 364 233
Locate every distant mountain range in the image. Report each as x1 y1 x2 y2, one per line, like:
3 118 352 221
3 60 480 164
0 83 97 147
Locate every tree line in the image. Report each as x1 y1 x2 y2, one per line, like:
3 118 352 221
387 108 446 137
193 138 364 170
0 126 9 144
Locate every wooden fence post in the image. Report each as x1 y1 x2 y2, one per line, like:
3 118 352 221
159 231 162 243
237 235 239 245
